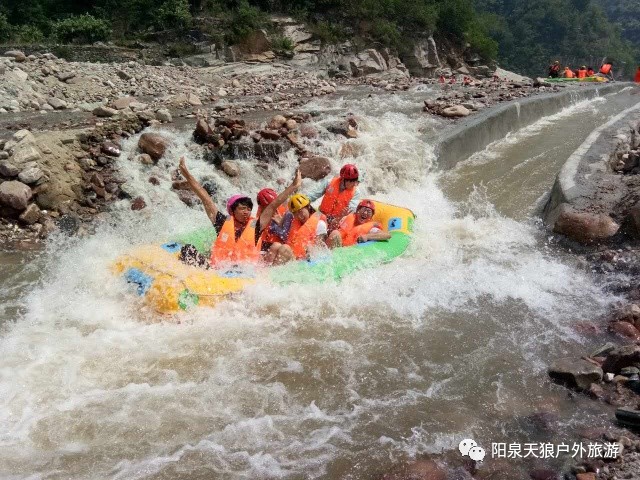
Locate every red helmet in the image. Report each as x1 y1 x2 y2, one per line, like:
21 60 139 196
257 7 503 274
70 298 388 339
357 199 375 213
340 164 359 181
257 188 278 207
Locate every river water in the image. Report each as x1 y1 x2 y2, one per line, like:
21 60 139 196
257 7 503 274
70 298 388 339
1 86 639 479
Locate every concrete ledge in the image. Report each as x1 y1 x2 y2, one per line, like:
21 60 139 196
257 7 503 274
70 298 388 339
436 83 628 170
542 99 640 226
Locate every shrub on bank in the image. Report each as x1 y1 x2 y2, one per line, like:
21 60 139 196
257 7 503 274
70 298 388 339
52 14 111 44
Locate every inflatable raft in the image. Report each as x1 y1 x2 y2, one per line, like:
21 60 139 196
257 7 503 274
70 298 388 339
113 201 415 313
546 76 608 83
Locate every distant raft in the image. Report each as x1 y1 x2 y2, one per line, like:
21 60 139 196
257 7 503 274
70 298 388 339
113 201 415 313
545 76 609 83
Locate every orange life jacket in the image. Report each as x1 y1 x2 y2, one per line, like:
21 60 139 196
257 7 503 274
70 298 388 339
287 211 325 259
259 204 288 245
338 214 381 247
587 69 595 76
210 216 262 266
577 69 587 79
564 68 575 78
319 177 355 218
600 63 612 75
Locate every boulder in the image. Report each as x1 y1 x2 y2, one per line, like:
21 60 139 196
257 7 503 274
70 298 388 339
111 97 135 110
548 358 603 390
93 105 118 117
553 205 619 244
602 345 640 374
12 145 41 165
101 141 121 157
4 50 26 62
136 154 154 165
401 36 441 77
534 77 552 88
0 161 19 177
0 180 32 210
285 119 297 130
221 160 240 177
131 196 146 210
18 203 41 224
327 121 357 138
18 166 44 185
193 119 212 143
138 133 169 161
47 98 67 110
56 72 76 82
268 115 287 130
155 109 172 123
609 321 640 341
187 93 202 106
299 156 332 180
442 105 471 118
238 29 270 54
349 49 388 77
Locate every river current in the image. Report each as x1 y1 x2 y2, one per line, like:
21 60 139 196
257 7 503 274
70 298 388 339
1 86 639 479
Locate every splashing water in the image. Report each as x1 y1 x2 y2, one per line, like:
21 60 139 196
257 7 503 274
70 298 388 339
0 89 624 480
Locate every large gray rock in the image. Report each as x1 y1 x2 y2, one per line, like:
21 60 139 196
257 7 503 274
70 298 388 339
93 105 118 117
442 105 471 118
47 98 67 110
12 145 41 164
349 49 388 77
0 161 19 177
548 358 603 391
0 180 32 210
401 36 441 77
18 166 44 185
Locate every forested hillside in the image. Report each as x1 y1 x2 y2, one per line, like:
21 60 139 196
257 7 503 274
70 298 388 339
475 0 636 77
0 0 636 77
594 0 640 47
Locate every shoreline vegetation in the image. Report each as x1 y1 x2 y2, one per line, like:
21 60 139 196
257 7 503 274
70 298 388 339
1 0 638 78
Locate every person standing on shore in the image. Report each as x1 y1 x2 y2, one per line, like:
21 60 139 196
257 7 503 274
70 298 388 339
634 66 640 83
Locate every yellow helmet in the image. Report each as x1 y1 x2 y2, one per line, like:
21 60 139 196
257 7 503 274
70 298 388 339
289 193 310 213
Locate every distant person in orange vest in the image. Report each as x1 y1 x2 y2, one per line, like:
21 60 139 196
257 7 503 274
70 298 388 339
599 62 613 80
305 163 361 232
563 66 575 78
178 157 301 267
548 60 561 78
634 66 640 83
327 200 391 248
587 66 595 76
577 66 587 79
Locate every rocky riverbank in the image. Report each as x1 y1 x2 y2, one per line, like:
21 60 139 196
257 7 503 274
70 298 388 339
0 47 563 250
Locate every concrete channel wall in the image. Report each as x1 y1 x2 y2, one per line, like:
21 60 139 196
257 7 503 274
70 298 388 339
436 83 628 170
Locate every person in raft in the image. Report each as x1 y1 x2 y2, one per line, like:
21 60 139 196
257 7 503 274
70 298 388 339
305 163 361 232
548 60 561 78
255 187 293 263
278 193 329 261
327 199 391 248
178 157 301 267
599 61 614 81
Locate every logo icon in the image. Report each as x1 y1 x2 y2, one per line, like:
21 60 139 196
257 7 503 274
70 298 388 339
459 438 486 462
